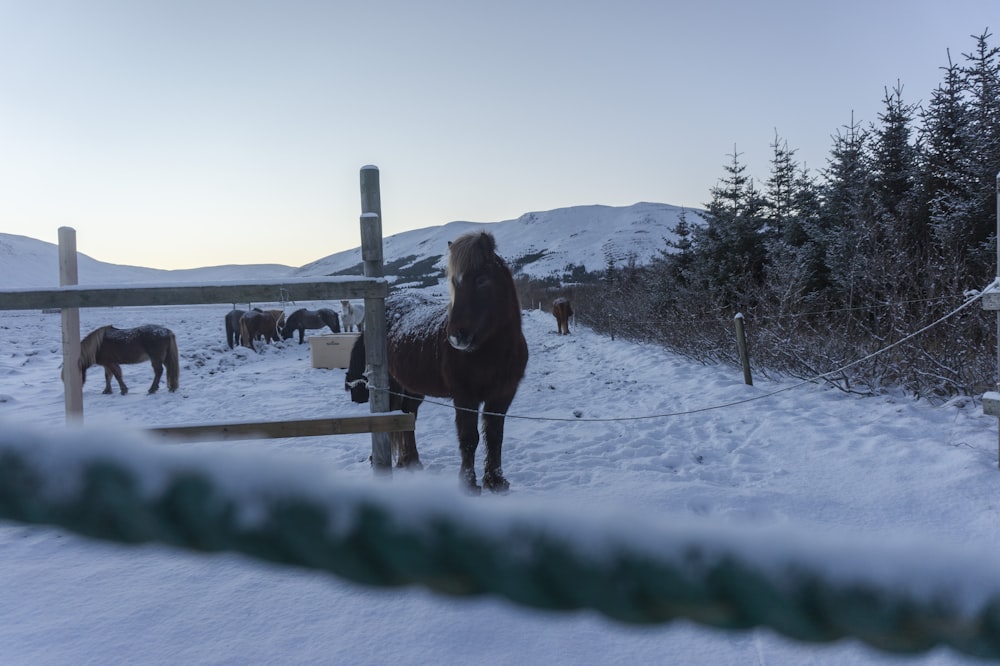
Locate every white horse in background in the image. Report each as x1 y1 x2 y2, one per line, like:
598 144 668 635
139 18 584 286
340 300 365 333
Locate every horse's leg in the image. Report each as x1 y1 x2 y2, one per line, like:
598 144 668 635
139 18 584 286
481 395 515 492
107 364 127 395
394 394 423 469
453 397 481 493
392 430 423 469
148 359 164 393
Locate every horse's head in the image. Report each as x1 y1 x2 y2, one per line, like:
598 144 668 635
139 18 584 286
445 231 519 352
60 357 88 386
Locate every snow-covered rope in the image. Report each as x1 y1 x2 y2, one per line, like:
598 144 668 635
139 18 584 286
1 421 1000 659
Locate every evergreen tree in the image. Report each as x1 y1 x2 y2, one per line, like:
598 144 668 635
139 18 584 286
868 81 926 263
761 132 824 307
841 80 927 336
689 148 768 308
960 30 1000 270
817 115 870 309
661 207 694 286
920 49 979 289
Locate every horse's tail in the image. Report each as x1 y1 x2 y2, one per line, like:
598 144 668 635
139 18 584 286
344 334 369 403
239 317 253 351
165 332 180 392
225 315 235 349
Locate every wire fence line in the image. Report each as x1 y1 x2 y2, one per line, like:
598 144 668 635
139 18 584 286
569 293 966 329
3 422 1000 659
358 281 998 423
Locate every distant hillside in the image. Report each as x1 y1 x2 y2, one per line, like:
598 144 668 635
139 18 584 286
2 203 703 288
0 234 297 289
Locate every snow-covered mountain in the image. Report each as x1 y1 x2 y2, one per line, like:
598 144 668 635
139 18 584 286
2 202 702 288
296 202 700 284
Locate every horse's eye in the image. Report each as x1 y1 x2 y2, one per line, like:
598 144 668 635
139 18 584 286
475 275 490 289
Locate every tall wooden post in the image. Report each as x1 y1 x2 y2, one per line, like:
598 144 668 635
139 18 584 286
995 172 1000 464
360 165 392 473
58 227 83 421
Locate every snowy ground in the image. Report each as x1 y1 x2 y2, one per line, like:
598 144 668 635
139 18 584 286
0 293 998 665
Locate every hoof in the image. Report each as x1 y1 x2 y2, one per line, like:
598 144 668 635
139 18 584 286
483 471 510 494
396 457 424 471
460 467 481 495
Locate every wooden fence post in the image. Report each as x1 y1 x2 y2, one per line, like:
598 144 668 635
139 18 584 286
360 165 392 473
734 313 753 386
58 227 83 422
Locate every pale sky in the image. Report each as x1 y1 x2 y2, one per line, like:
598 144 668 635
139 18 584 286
1 1 995 270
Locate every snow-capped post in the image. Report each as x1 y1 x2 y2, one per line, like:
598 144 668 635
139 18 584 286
360 165 392 473
58 226 83 421
734 313 752 386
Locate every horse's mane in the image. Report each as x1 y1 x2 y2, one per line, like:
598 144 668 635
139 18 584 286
80 325 112 366
447 231 498 280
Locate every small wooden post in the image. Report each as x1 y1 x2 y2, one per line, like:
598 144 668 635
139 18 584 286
58 227 83 422
734 313 753 386
360 165 392 473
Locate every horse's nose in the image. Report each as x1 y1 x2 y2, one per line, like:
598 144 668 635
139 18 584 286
448 329 473 351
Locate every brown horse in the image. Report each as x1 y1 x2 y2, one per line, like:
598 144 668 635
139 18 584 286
346 231 528 493
239 310 285 352
552 297 573 335
78 324 179 394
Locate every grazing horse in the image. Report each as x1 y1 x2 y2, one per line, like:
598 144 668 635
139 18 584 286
552 297 573 335
340 300 365 333
240 310 285 352
282 308 341 343
346 231 528 493
77 324 179 395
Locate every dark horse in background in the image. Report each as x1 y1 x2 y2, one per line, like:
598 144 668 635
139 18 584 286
77 324 179 394
552 297 573 335
346 231 528 493
224 308 257 349
282 308 341 343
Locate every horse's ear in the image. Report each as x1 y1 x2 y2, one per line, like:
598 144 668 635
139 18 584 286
448 241 452 248
478 231 496 254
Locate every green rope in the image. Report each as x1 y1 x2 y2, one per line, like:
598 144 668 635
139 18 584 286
1 423 999 659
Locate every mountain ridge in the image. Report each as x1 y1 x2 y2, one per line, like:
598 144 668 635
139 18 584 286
3 202 703 288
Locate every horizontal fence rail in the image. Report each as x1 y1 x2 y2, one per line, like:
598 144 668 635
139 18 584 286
149 413 415 441
1 422 999 660
0 277 387 311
